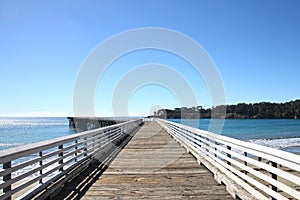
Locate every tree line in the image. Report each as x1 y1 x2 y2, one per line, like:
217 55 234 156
151 100 300 119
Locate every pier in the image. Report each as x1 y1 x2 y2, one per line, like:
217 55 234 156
1 119 300 200
67 117 130 131
55 121 232 199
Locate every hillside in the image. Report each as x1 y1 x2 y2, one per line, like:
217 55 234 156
150 100 300 119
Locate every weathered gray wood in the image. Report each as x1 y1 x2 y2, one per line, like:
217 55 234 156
55 122 233 200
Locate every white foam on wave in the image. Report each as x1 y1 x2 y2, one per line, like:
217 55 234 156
0 118 68 128
248 137 300 149
0 143 24 147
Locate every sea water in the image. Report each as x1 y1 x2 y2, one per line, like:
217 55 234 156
0 117 299 183
170 119 300 153
1 118 300 152
0 117 76 151
0 117 77 187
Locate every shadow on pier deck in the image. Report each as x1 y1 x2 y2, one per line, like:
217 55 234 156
54 122 233 199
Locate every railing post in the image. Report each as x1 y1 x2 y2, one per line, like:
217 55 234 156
39 151 43 184
269 161 278 200
226 145 231 166
258 156 262 162
193 132 198 150
244 152 248 183
75 139 78 162
206 138 210 153
214 141 218 158
92 134 95 153
120 126 123 137
84 137 88 156
3 161 12 200
58 145 63 172
198 135 202 148
244 152 248 176
121 126 124 135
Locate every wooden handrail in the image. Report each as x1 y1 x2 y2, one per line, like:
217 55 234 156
0 119 142 200
156 118 300 200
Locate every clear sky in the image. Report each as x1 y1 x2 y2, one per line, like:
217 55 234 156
0 0 299 117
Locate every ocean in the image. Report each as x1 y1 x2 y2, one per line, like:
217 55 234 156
170 119 300 153
0 117 76 151
0 118 300 153
0 117 299 187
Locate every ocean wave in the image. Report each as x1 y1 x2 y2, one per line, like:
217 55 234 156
248 137 300 149
0 143 24 147
0 121 68 127
0 118 68 125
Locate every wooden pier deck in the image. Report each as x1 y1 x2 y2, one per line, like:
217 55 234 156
55 122 232 199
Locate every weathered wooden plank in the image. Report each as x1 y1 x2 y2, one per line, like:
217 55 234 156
54 121 233 199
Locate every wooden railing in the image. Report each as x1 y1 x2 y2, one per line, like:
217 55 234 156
156 118 300 200
0 119 142 200
143 118 155 122
68 117 136 130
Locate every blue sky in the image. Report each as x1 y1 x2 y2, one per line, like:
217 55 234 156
0 0 299 117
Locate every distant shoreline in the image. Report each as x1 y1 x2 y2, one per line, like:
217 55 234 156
145 115 300 120
149 99 300 119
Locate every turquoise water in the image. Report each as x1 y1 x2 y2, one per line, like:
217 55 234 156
170 119 300 153
0 118 300 153
0 117 76 151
